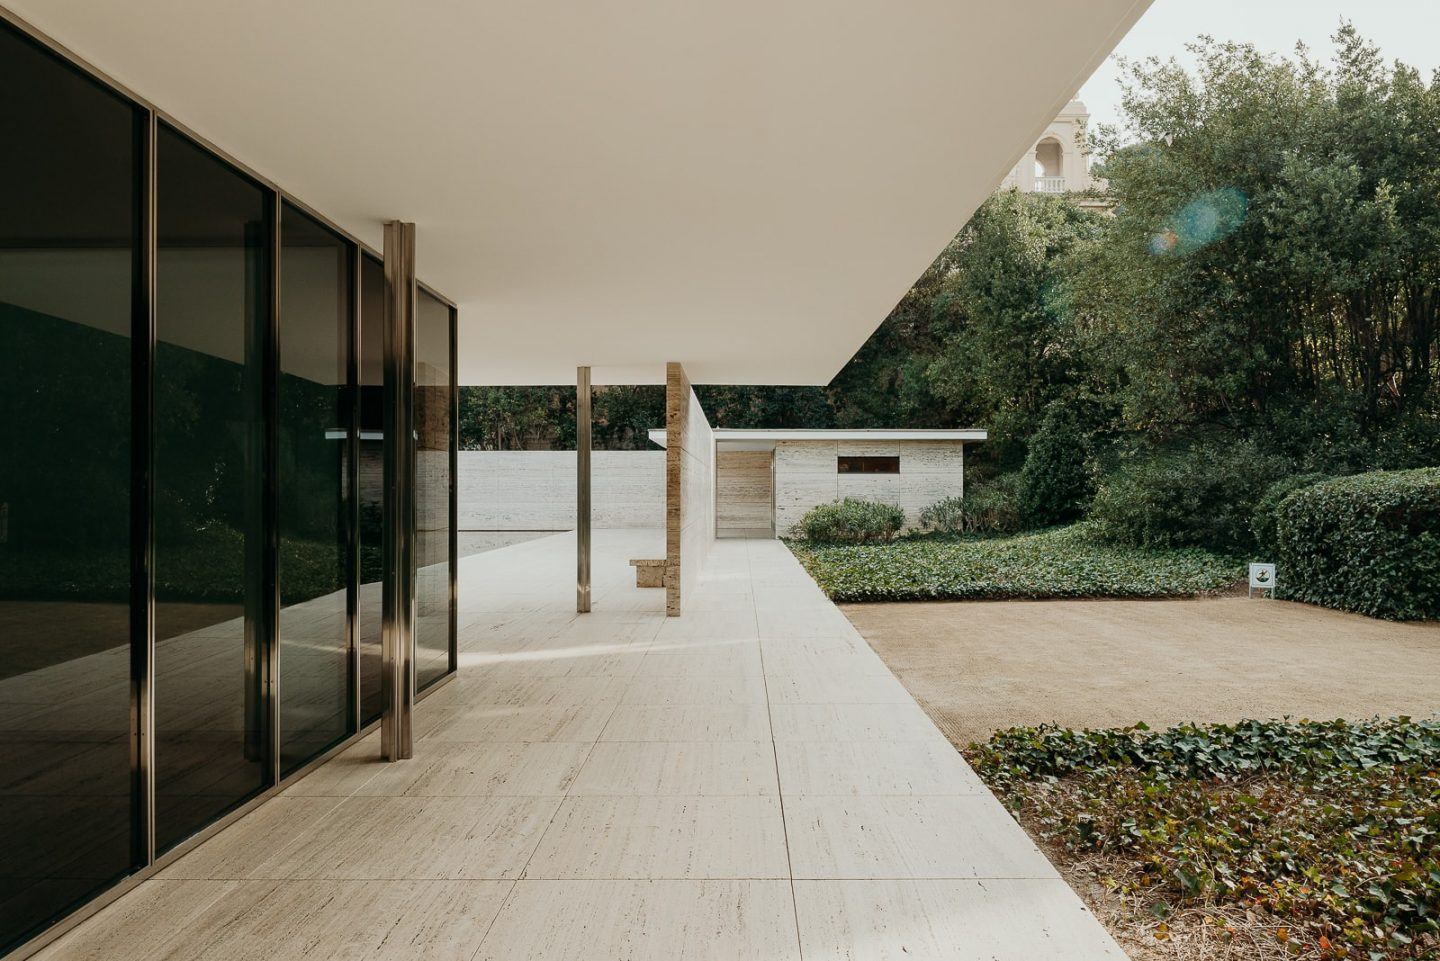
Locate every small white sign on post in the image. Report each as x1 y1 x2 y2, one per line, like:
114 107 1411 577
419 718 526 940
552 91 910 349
1248 562 1276 598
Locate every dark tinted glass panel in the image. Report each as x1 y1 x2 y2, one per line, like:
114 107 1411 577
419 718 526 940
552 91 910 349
278 204 352 773
154 125 269 852
358 254 384 723
837 455 900 474
415 290 453 690
0 24 139 951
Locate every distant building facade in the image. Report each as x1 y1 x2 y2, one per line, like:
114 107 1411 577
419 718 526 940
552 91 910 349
999 98 1106 206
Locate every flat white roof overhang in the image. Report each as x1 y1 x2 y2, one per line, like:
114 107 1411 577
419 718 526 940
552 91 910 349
9 0 1149 385
649 427 987 450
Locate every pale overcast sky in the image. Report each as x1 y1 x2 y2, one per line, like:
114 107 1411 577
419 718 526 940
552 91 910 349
1077 0 1440 132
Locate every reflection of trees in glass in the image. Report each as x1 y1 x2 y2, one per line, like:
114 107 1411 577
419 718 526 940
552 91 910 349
0 306 129 601
278 370 345 605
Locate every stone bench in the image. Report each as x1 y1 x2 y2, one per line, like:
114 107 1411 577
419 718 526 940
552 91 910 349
629 558 666 588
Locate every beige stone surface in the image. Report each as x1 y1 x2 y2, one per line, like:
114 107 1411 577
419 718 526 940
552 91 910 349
522 796 789 879
664 363 715 615
472 880 801 961
795 878 1127 961
784 794 1058 880
715 449 774 536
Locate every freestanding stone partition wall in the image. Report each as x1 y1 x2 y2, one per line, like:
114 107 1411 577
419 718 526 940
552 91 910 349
664 362 715 616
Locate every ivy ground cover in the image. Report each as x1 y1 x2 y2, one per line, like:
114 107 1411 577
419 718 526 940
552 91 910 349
788 523 1242 602
967 718 1440 960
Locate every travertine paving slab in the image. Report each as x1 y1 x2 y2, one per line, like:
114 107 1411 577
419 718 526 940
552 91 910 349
571 741 778 796
619 674 767 706
600 703 772 742
472 880 800 961
784 794 1058 880
30 879 247 961
635 649 764 676
768 702 941 742
794 878 1127 960
356 740 592 797
523 796 789 879
45 879 513 961
775 739 989 795
762 649 891 677
765 672 915 705
160 796 345 879
422 703 615 743
255 795 561 879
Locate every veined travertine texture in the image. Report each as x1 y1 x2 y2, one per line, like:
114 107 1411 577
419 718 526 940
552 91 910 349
458 450 665 531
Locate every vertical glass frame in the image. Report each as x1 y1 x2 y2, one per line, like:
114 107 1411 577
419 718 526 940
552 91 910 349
413 288 455 692
276 202 355 775
152 121 274 854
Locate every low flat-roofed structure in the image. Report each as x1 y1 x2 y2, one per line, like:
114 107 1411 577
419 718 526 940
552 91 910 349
649 428 987 537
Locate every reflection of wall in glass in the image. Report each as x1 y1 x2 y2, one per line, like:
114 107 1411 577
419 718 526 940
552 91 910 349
414 289 454 690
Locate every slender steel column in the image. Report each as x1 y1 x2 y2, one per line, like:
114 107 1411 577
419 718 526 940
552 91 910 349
264 192 282 787
381 220 416 761
347 244 362 735
448 305 459 673
130 106 158 870
576 366 592 613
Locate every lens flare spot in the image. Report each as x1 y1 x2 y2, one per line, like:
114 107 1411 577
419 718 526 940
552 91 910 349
1150 187 1248 256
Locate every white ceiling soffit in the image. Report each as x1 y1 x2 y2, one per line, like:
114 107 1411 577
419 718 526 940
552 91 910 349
11 0 1150 386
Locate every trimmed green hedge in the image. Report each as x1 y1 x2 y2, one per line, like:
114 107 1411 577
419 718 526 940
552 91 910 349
788 522 1241 601
1274 468 1440 620
793 498 905 544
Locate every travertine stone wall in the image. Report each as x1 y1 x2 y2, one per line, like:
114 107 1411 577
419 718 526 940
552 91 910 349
715 450 773 537
457 450 665 531
665 362 714 616
773 439 965 535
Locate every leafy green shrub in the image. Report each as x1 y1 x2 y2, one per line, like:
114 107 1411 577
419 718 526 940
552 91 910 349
793 498 904 544
918 475 1021 535
1274 468 1440 620
1091 441 1290 552
1249 472 1331 554
967 718 1440 960
790 522 1239 601
1018 402 1092 526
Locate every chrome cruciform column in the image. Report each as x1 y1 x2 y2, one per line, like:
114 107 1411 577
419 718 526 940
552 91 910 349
381 220 416 761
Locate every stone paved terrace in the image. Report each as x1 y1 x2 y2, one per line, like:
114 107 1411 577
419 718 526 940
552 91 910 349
35 530 1125 961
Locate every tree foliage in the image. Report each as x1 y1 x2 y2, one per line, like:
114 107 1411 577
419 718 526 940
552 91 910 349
1071 26 1440 449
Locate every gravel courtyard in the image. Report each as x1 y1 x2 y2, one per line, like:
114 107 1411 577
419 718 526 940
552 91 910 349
841 597 1440 746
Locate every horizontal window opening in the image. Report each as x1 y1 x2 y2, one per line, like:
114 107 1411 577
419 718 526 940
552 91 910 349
837 455 899 474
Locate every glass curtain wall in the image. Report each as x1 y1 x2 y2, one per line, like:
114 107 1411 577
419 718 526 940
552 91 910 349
415 289 456 690
153 123 271 851
0 25 141 951
0 13 456 956
278 203 354 774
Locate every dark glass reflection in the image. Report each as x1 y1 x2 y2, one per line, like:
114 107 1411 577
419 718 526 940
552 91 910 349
0 23 140 952
154 125 269 852
278 204 352 773
415 290 454 690
358 254 385 723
